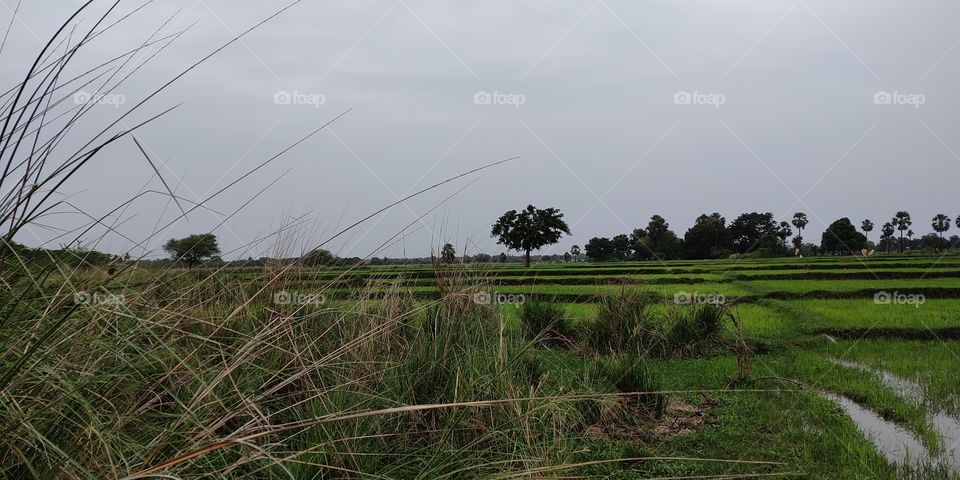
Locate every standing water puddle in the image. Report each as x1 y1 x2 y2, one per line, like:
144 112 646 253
823 392 930 466
826 358 960 474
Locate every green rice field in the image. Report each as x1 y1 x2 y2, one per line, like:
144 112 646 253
214 255 960 477
7 254 960 479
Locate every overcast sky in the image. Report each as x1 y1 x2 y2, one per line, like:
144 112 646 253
3 0 959 259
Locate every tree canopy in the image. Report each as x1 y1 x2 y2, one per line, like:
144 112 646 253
440 243 456 264
729 212 779 254
491 205 570 267
682 213 728 259
163 234 220 268
820 218 867 255
302 248 337 267
585 236 615 261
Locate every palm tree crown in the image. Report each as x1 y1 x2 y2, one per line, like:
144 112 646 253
932 214 951 240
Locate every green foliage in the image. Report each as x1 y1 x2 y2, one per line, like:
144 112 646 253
683 213 729 259
590 355 666 418
880 221 897 252
491 205 570 267
791 212 809 232
587 290 664 355
162 233 220 268
520 298 571 346
666 302 727 356
861 219 874 241
729 212 780 255
585 236 616 261
10 254 960 477
302 248 338 266
440 243 456 264
820 218 867 255
920 233 949 252
637 215 683 260
611 233 632 260
1 240 116 269
932 214 951 240
892 211 913 253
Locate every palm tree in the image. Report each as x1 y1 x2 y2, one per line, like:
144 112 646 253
570 245 581 262
791 212 808 245
777 221 793 245
881 222 895 253
440 243 456 264
860 219 874 243
892 211 912 253
932 214 951 240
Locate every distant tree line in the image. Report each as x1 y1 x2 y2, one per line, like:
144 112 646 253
13 209 960 270
1 240 119 268
578 211 960 262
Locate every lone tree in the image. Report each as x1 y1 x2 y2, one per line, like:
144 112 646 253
163 233 220 268
492 205 570 267
860 219 874 243
776 221 793 246
440 243 456 264
880 222 895 253
932 214 951 240
791 212 808 245
303 248 337 267
570 245 581 262
820 218 867 255
892 211 912 253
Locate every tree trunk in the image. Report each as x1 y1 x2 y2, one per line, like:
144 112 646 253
524 249 531 267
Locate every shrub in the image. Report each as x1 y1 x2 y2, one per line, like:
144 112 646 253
586 290 664 355
584 355 666 424
666 302 727 356
603 355 666 417
520 298 572 346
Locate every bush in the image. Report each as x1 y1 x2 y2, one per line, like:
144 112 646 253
666 302 727 356
586 355 666 422
586 290 664 355
520 298 571 346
